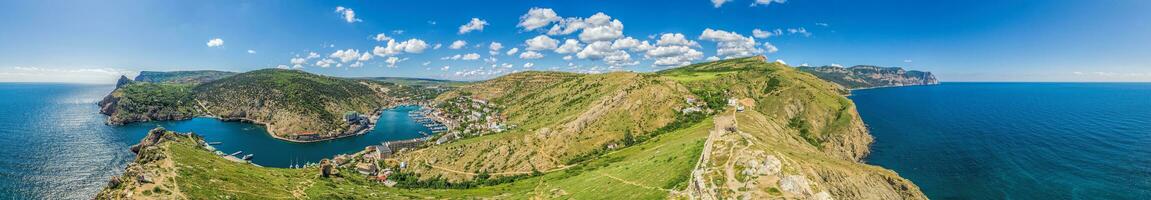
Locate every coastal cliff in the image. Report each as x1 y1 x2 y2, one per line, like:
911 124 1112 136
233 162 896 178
98 69 440 141
97 57 924 199
797 65 939 89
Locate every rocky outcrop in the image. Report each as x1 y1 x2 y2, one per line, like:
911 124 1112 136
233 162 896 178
797 65 939 89
115 75 133 88
96 128 199 199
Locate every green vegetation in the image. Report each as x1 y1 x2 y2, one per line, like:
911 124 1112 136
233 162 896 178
133 70 237 84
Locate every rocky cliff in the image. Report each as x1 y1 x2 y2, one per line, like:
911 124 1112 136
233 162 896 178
797 65 939 89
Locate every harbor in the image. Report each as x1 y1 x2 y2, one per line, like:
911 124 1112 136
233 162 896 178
121 105 436 167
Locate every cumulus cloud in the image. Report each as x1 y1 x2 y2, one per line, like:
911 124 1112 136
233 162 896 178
290 57 308 65
525 35 559 51
518 7 561 31
489 42 503 55
315 59 336 68
763 42 778 53
372 38 430 57
458 18 488 34
712 0 732 8
519 51 545 59
247 49 256 54
752 29 780 38
384 57 408 67
700 28 764 58
449 40 468 49
554 39 583 54
329 49 364 63
577 13 624 42
577 41 636 66
206 38 224 47
461 53 481 60
506 47 519 56
523 62 535 68
335 6 361 23
611 37 652 52
646 33 703 67
373 33 392 42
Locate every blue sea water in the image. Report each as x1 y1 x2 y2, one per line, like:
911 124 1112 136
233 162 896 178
0 83 429 199
853 83 1151 199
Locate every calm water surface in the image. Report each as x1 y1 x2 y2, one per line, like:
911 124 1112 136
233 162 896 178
0 83 428 199
854 83 1151 199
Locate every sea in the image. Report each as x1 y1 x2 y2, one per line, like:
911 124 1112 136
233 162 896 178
0 83 429 199
853 83 1151 199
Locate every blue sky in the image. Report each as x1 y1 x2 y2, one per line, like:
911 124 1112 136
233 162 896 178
1 0 1149 83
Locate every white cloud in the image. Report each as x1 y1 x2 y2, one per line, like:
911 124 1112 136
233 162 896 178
349 62 364 68
830 63 843 68
276 65 290 69
449 40 468 49
577 13 624 42
523 62 535 68
555 39 583 54
330 49 362 63
315 59 336 68
763 42 778 53
290 57 308 65
358 52 373 61
712 0 732 8
655 33 699 47
787 27 811 37
441 66 451 71
774 59 786 64
519 51 545 59
506 47 519 56
563 55 573 60
489 42 503 55
384 57 408 67
458 18 488 34
373 33 392 42
373 38 430 57
525 35 559 51
306 52 320 59
577 41 636 66
752 0 787 7
700 28 764 58
518 7 562 31
433 43 442 50
206 38 224 47
461 53 481 60
334 6 362 23
646 33 704 67
546 17 588 35
610 37 652 52
752 29 778 38
706 56 720 61
246 49 256 54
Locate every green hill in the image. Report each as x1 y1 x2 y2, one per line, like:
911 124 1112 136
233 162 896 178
100 69 431 140
98 57 925 199
134 70 237 84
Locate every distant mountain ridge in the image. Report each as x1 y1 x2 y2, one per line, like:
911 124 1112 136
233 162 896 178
133 70 237 84
797 65 939 89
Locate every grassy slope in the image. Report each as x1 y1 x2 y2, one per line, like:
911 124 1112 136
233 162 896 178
400 71 691 181
98 118 710 199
